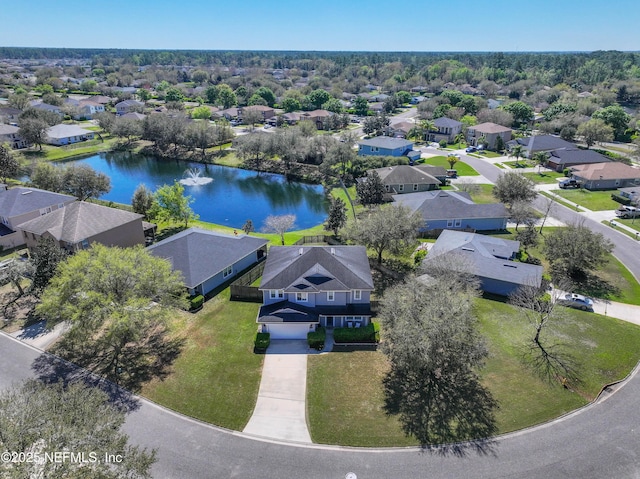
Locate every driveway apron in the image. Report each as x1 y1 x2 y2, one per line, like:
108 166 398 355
243 340 312 443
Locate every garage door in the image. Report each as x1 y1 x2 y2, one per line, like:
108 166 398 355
267 323 312 340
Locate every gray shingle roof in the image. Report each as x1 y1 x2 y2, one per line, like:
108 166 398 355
426 230 542 287
46 124 93 140
18 202 142 243
433 117 462 128
147 228 268 289
0 187 75 219
393 191 509 221
372 165 441 186
358 137 414 150
260 246 374 292
548 148 610 166
513 135 575 152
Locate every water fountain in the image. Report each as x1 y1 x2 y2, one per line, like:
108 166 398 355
179 167 213 186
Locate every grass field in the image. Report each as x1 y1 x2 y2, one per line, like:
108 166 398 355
466 184 497 204
554 189 620 211
306 297 640 446
424 155 479 176
522 171 565 185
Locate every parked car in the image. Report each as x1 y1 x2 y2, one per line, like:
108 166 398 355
558 293 593 311
465 146 477 153
559 178 581 189
615 205 640 219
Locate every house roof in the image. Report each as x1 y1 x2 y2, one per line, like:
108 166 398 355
147 228 268 289
243 105 274 112
259 246 374 292
115 99 143 108
358 137 414 150
257 301 371 324
17 202 142 244
370 164 441 186
0 187 75 219
510 135 575 152
0 124 19 135
301 109 331 118
393 191 509 221
120 112 146 120
426 230 543 287
46 124 93 140
389 121 414 133
433 117 462 128
571 162 640 181
32 103 61 113
548 148 611 166
471 122 512 134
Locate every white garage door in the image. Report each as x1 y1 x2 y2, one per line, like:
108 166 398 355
267 323 312 340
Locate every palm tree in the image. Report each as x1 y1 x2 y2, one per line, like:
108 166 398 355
532 151 549 173
511 145 524 167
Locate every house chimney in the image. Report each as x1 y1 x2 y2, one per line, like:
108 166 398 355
299 248 304 255
331 247 335 255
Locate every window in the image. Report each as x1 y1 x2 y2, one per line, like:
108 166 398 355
353 290 362 301
385 184 390 192
223 265 233 278
269 290 284 299
327 291 335 301
413 184 418 191
296 292 308 302
447 219 454 227
399 184 404 192
455 219 462 227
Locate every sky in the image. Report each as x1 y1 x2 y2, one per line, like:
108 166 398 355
0 0 638 52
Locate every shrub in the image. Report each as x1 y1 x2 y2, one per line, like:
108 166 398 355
439 139 448 148
611 193 632 205
413 249 427 265
254 332 270 352
307 327 326 350
333 322 379 343
563 168 571 177
188 294 204 311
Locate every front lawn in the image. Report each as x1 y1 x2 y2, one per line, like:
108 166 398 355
141 288 264 430
502 159 536 168
522 170 565 185
424 155 479 176
307 298 640 446
467 184 497 204
553 189 620 211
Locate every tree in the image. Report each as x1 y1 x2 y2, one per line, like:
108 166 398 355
510 200 537 231
321 142 356 181
0 258 32 298
322 97 343 113
356 170 385 208
184 121 215 157
592 104 631 140
543 223 613 280
379 276 497 444
242 219 254 234
446 154 458 170
248 93 268 106
532 151 549 172
30 162 63 192
62 164 111 201
516 225 539 253
152 181 198 228
8 92 29 110
281 97 301 112
191 105 212 120
509 144 524 167
29 236 68 295
262 214 296 245
576 118 614 148
304 89 331 110
235 132 275 171
353 96 369 116
18 118 49 150
326 197 347 235
36 244 187 387
217 84 237 108
492 171 537 208
111 116 143 143
242 108 264 129
494 134 505 153
362 113 389 137
0 143 19 183
0 380 156 479
164 86 184 102
345 204 423 264
254 86 276 107
502 101 534 126
132 183 156 218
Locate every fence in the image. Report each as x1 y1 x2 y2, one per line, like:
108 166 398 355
230 262 265 302
292 235 343 246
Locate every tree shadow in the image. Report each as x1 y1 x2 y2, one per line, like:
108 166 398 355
571 272 620 300
520 340 581 386
31 353 140 413
383 363 499 456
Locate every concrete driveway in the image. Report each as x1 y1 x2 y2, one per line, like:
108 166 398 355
243 340 312 443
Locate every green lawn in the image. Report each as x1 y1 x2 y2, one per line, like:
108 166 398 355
470 151 503 159
610 217 640 233
307 298 640 446
522 170 565 185
424 155 479 176
554 189 620 211
467 184 497 204
141 288 264 431
330 185 360 220
539 191 576 210
502 159 536 168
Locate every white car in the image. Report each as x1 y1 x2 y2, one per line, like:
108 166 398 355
558 293 594 311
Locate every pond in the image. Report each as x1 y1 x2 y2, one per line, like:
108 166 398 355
60 152 328 229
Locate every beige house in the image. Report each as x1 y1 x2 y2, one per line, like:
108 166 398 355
300 109 331 129
570 162 640 190
0 186 76 249
18 202 145 252
45 124 95 146
241 105 275 120
467 122 512 149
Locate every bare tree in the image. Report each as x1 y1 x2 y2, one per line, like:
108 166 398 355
537 196 555 234
455 178 480 196
262 214 296 245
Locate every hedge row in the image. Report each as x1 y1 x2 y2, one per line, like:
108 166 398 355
333 322 380 343
254 332 270 352
307 327 326 350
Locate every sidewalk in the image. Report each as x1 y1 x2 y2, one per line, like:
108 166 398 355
9 320 68 350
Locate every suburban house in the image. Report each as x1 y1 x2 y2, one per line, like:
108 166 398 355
392 190 509 232
17 202 146 252
617 187 640 206
219 107 240 120
120 112 146 121
385 121 414 138
0 124 29 149
358 137 421 161
546 148 611 172
45 124 95 146
467 122 512 149
147 228 268 297
0 185 75 249
257 245 374 339
428 117 463 143
77 100 105 119
115 99 144 115
241 105 275 120
422 230 543 296
0 106 22 124
507 135 575 158
363 164 445 195
569 162 640 190
31 102 63 117
300 109 332 129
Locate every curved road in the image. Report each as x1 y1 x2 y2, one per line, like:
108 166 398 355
2 156 640 478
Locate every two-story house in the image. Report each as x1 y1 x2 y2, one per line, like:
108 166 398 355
257 245 374 339
115 99 144 115
427 117 463 143
467 122 512 150
0 124 29 149
0 185 76 249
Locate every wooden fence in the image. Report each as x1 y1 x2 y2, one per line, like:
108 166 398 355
293 235 343 246
230 262 265 302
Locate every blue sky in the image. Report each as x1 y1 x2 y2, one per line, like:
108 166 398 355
1 0 637 52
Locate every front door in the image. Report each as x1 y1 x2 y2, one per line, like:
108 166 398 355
326 316 334 328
